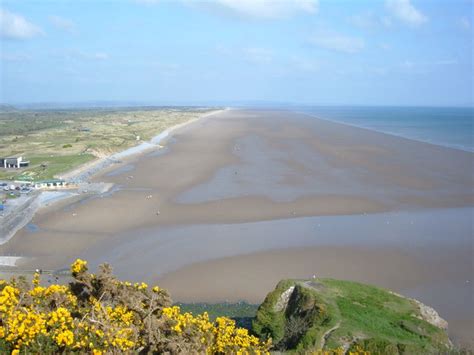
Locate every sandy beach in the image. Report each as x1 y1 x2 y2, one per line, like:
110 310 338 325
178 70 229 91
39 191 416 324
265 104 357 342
1 109 472 347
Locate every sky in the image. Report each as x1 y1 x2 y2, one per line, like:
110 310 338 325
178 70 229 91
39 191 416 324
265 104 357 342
0 0 472 106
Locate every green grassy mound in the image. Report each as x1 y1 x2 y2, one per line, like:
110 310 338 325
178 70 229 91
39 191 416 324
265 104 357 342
252 278 452 353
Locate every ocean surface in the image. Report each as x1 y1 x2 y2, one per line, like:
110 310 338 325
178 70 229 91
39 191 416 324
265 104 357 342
299 106 473 152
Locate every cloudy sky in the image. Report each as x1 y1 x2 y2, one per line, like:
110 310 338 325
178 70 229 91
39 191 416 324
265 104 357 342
0 0 472 106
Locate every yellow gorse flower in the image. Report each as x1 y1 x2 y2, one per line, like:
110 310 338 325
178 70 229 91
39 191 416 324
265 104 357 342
0 259 271 354
70 259 88 274
162 307 269 354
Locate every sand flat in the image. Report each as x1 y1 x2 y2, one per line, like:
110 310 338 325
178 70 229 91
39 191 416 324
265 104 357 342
1 109 472 346
2 109 472 270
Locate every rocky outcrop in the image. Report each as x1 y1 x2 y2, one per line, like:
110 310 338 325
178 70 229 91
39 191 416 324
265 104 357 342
412 298 449 330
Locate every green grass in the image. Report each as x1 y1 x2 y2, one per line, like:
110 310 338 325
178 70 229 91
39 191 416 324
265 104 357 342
252 278 451 353
25 154 96 180
2 192 20 199
0 107 216 181
0 154 96 181
325 279 442 349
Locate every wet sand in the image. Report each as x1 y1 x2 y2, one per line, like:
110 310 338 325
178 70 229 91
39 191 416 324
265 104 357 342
157 243 473 348
1 109 473 347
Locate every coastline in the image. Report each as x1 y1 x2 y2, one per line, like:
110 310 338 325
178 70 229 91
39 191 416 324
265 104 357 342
295 108 474 153
0 108 225 253
60 108 227 183
1 109 470 264
1 109 472 347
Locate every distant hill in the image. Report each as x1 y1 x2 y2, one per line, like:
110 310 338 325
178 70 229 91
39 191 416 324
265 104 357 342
0 104 17 113
253 278 452 353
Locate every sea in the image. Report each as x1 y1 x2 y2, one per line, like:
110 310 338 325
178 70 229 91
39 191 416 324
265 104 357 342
299 106 473 152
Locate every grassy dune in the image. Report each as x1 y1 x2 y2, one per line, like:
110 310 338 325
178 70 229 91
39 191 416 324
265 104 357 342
0 107 214 181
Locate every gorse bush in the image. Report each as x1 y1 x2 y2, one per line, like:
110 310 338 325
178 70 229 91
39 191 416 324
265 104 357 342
0 260 271 354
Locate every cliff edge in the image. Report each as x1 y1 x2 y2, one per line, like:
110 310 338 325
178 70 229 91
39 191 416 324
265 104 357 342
253 278 452 354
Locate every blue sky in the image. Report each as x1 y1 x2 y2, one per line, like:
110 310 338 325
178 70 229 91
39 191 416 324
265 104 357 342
0 0 472 106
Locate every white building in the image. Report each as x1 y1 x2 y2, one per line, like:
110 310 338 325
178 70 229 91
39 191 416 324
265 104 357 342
1 157 30 169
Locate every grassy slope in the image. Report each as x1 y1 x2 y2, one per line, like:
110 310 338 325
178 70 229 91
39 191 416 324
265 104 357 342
253 278 451 353
0 108 214 181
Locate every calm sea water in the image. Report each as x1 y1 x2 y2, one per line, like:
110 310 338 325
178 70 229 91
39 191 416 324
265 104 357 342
300 106 473 152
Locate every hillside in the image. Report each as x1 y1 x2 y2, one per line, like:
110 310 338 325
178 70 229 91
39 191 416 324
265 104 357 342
0 105 17 113
253 279 452 354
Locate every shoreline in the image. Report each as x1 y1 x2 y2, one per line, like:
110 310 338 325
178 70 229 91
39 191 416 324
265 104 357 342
3 109 471 245
295 110 474 153
60 108 227 183
0 109 472 348
0 108 225 253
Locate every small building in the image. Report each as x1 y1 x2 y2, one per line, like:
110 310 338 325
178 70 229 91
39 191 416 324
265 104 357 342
33 179 68 189
1 157 30 169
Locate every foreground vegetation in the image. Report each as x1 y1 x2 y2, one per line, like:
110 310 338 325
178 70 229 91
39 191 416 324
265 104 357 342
0 260 269 354
0 259 457 354
177 302 259 330
0 107 214 181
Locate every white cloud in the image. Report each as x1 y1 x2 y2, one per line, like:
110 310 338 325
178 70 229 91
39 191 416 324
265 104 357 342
309 31 365 54
291 56 319 72
243 47 273 63
458 17 471 31
0 8 44 40
93 52 109 60
1 52 31 62
216 0 317 18
350 11 379 29
135 0 318 19
399 59 457 71
179 0 318 19
49 15 77 34
134 0 160 4
66 50 109 61
351 11 395 29
216 45 273 64
385 0 427 26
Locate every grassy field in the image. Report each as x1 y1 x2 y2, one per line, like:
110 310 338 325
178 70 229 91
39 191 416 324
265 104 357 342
0 107 215 181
